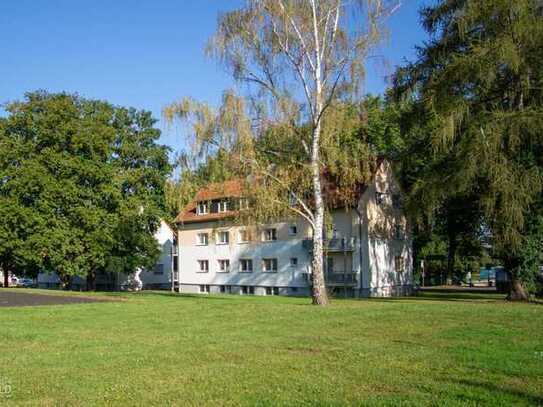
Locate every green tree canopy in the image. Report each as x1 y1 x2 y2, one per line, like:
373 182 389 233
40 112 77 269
0 91 171 288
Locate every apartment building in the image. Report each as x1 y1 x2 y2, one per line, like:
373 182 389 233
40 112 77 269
37 219 177 290
175 160 413 297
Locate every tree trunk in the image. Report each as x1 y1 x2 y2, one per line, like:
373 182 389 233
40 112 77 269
446 235 457 285
3 269 8 288
508 273 529 301
310 114 329 306
86 271 96 291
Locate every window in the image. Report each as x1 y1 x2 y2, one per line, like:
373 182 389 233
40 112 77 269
218 259 230 273
395 256 404 273
263 228 277 242
218 200 228 213
197 260 209 273
262 258 278 273
239 259 253 273
291 287 298 293
241 285 253 295
197 201 209 215
266 287 279 296
288 224 297 235
217 231 229 245
199 284 210 293
239 198 249 210
220 285 231 294
290 257 298 267
248 286 254 295
154 264 164 275
197 233 208 246
238 229 249 243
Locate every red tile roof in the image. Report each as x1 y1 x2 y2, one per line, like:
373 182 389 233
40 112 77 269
175 158 387 225
175 180 244 224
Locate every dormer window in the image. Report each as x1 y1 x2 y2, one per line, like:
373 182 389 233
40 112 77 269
218 200 228 213
197 201 209 215
239 198 249 210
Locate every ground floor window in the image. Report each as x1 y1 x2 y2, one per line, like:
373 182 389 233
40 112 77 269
265 287 280 295
199 284 210 293
241 286 254 295
219 285 231 293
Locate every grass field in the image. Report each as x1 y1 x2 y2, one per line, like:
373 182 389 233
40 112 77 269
0 289 541 406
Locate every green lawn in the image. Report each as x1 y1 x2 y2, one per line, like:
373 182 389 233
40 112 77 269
0 290 542 406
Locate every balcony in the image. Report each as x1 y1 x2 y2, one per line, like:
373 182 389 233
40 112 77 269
302 237 356 252
302 271 358 286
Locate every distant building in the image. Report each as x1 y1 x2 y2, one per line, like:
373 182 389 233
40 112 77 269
37 220 177 290
175 160 413 297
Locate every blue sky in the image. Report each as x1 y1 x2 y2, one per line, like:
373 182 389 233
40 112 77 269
0 0 429 154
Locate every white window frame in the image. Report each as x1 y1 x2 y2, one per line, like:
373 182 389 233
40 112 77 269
239 259 253 273
218 200 228 213
262 258 278 273
239 198 249 210
217 259 230 273
196 233 208 246
262 228 277 242
288 224 297 235
199 284 210 293
197 260 209 273
197 201 209 215
217 231 229 245
238 229 249 244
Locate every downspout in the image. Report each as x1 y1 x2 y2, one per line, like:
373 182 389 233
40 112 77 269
354 207 364 297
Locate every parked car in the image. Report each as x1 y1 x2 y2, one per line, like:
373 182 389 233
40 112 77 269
20 278 34 288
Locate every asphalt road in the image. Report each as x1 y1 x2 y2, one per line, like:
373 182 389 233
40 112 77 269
0 290 103 307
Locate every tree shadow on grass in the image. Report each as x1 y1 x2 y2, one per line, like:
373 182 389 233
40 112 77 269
444 377 543 405
360 292 508 303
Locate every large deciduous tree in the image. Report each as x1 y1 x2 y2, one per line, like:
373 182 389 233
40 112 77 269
0 91 171 288
393 0 543 300
166 0 394 305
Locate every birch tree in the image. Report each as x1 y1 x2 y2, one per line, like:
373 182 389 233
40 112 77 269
166 0 392 305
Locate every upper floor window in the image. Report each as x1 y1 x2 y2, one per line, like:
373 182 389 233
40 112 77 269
197 233 208 246
217 231 229 245
218 259 230 273
238 229 249 243
197 201 209 215
218 200 228 213
263 228 277 242
262 258 278 273
197 260 209 273
290 257 298 267
239 259 253 273
288 224 297 235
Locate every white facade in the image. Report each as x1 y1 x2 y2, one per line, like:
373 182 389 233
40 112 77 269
37 219 177 290
176 161 413 297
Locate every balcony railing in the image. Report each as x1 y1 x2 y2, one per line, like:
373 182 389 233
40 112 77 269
302 237 356 252
302 272 358 286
